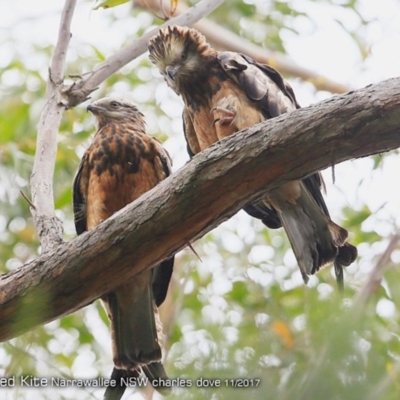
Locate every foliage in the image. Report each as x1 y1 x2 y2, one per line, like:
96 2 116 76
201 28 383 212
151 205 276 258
0 0 399 399
93 0 131 10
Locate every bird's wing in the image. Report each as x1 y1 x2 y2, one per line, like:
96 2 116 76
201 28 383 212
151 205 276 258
217 52 329 219
242 202 282 229
152 137 173 177
150 138 175 308
239 53 301 109
152 256 174 307
217 52 356 284
302 172 330 216
72 153 89 235
183 107 200 158
217 52 300 118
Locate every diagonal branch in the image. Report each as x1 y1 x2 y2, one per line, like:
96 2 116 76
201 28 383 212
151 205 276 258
30 0 77 252
192 18 349 94
2 77 400 342
133 0 349 93
61 0 224 108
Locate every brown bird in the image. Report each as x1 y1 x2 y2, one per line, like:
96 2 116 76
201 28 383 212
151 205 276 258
72 97 173 398
148 26 357 288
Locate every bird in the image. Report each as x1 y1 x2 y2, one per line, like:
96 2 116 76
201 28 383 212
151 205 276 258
148 25 357 289
72 97 174 398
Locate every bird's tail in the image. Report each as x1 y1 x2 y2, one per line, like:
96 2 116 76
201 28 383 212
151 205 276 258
103 362 171 400
103 368 139 400
143 362 172 395
334 241 358 291
266 182 349 283
102 269 162 370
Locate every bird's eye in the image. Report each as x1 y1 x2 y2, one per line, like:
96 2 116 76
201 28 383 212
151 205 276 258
181 52 187 60
110 101 119 107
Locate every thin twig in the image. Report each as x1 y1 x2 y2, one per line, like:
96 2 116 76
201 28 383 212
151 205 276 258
19 190 36 210
62 0 225 108
187 242 203 262
354 233 400 307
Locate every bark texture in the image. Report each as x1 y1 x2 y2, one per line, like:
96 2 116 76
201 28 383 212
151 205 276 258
1 77 400 342
30 0 77 252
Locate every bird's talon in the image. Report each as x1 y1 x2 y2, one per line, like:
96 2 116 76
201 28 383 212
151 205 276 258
212 118 221 126
213 115 235 126
211 106 237 126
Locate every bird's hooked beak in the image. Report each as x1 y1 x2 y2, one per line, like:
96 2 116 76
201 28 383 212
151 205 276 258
165 65 181 80
87 104 101 114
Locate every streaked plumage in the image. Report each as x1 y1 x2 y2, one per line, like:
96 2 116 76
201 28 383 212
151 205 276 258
148 26 357 287
72 97 173 398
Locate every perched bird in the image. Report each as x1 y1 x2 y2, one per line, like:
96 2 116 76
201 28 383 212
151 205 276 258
148 26 357 288
72 97 174 398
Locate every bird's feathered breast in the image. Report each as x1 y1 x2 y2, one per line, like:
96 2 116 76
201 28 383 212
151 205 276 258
89 122 149 176
73 120 171 231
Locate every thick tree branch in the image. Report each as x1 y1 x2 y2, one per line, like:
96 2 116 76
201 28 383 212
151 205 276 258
3 77 400 342
29 0 77 252
61 0 224 108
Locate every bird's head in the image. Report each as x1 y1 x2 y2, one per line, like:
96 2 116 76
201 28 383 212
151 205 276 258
148 25 211 93
87 97 145 128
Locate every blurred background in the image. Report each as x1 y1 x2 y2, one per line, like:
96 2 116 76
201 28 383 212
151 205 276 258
0 0 400 399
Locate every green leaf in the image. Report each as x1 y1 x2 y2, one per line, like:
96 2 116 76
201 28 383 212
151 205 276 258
93 0 130 10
